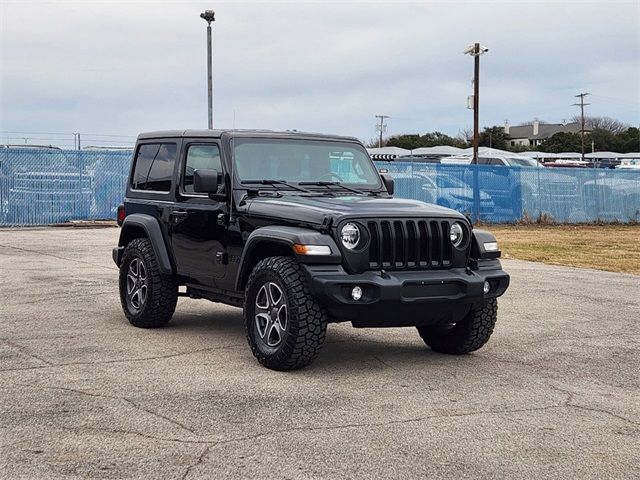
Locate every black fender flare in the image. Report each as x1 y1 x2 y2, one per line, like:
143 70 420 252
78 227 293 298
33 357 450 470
116 213 174 274
235 226 341 290
470 229 500 260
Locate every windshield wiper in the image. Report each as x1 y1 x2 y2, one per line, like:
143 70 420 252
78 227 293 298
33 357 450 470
298 181 368 195
241 179 312 193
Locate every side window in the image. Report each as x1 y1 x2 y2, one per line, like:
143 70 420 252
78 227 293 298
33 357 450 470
131 143 177 191
477 157 490 165
183 144 222 194
488 158 504 166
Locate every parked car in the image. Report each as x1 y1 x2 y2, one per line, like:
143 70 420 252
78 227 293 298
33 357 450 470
587 159 621 169
440 153 579 220
616 159 640 170
582 176 640 221
1 145 87 224
544 161 588 168
7 171 92 224
392 172 495 217
113 129 509 370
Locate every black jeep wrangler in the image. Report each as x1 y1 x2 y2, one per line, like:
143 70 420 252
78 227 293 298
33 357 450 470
113 130 509 370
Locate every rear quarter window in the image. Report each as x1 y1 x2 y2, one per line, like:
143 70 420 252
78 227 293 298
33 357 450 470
131 143 177 191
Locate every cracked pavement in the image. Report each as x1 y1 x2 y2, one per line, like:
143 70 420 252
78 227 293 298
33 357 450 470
0 227 638 479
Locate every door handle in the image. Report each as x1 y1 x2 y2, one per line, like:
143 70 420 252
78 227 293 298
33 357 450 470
171 210 189 218
170 210 189 224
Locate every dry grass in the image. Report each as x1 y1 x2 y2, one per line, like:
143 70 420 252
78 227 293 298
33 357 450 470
487 224 640 275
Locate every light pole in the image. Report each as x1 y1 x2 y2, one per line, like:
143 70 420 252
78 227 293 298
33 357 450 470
464 43 488 164
200 10 216 129
464 43 488 223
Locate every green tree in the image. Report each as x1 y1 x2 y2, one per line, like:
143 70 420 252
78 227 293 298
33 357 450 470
538 132 584 153
386 134 422 150
479 126 509 150
617 127 640 153
386 131 467 150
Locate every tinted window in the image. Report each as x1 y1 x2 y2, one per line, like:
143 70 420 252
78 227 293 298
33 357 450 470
234 139 381 187
183 144 222 193
488 158 505 166
506 157 539 167
131 143 176 191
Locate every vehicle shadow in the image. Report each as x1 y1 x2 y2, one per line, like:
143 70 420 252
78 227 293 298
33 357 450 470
167 307 452 371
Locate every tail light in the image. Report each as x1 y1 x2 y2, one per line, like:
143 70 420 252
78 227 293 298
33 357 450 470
117 204 126 226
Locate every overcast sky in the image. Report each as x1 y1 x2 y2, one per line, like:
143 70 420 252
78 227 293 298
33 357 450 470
1 0 639 147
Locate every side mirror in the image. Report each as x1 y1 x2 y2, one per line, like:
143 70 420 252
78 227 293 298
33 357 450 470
193 169 220 194
380 173 394 195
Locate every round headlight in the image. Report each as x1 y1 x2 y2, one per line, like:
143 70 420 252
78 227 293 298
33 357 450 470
341 223 361 250
450 222 464 248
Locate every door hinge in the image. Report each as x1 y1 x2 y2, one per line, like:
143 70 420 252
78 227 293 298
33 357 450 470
216 252 229 264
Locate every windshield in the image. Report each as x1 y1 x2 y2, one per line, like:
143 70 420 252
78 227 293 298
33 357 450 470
233 138 382 188
505 157 540 167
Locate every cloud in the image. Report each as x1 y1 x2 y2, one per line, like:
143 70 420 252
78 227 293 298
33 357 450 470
1 0 638 145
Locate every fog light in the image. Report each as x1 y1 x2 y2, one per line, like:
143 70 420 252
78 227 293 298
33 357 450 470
483 281 491 294
351 286 363 301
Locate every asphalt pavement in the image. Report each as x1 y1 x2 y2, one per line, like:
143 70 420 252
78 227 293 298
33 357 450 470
0 227 638 479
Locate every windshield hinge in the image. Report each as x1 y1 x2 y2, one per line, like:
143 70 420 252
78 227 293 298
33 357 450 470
320 216 334 233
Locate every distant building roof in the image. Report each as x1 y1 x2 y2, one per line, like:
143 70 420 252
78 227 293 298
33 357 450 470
508 122 583 140
410 146 464 156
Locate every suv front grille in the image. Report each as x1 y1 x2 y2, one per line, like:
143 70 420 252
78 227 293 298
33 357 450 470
366 219 453 270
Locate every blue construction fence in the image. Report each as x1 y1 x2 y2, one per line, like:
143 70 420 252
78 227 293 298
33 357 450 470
0 149 638 226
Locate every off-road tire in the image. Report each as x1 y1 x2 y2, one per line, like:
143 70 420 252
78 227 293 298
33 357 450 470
119 238 178 328
244 256 327 371
417 299 497 354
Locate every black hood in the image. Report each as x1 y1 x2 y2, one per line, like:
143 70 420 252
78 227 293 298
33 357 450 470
244 194 467 226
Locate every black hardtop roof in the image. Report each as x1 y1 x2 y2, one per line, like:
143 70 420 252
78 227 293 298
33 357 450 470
137 129 361 143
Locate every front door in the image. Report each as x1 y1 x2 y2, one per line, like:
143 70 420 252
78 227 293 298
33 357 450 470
169 142 227 286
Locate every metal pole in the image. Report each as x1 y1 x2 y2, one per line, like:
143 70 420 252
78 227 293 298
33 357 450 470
573 92 590 163
375 115 389 148
207 23 213 129
201 10 215 130
472 43 480 165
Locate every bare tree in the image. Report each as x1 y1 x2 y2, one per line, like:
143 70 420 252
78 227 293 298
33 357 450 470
457 128 473 144
570 115 629 134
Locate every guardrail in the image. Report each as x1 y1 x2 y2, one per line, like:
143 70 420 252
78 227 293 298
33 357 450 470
0 149 638 225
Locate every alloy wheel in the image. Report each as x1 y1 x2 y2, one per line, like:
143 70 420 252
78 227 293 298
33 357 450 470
126 258 147 310
255 282 288 347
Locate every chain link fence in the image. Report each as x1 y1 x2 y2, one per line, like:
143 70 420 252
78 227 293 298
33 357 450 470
379 161 640 223
0 148 131 225
0 149 638 225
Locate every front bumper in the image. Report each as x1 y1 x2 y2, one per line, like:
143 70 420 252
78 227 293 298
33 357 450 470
303 261 509 327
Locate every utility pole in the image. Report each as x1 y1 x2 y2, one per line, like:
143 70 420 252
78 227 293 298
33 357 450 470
472 45 480 163
375 115 390 148
464 43 488 164
573 92 590 162
200 10 216 129
464 43 488 223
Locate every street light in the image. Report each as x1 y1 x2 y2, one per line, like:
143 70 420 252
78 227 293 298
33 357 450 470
200 10 216 129
464 43 488 223
464 43 488 164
